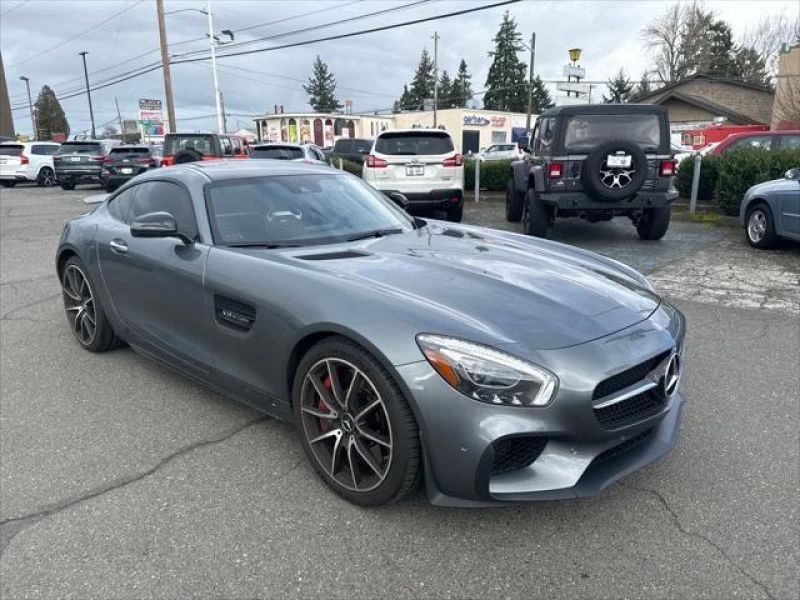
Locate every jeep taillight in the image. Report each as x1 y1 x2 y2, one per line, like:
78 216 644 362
548 162 563 179
366 155 388 168
443 153 463 167
660 160 677 177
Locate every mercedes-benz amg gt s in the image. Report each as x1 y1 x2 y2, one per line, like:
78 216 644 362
56 160 686 507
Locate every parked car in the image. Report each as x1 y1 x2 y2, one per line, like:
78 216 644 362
740 167 800 248
57 159 686 507
331 138 374 166
161 133 249 166
481 143 526 161
672 142 719 172
250 143 329 164
101 145 160 192
508 105 678 240
0 141 60 187
708 130 800 155
54 139 119 190
363 129 464 222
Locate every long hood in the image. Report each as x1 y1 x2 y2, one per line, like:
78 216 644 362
263 223 660 350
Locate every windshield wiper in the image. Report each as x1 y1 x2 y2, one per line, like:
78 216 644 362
346 228 404 242
224 242 305 249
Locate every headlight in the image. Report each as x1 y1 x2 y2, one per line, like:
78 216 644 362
416 334 558 407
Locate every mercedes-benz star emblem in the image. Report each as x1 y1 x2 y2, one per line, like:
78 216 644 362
663 352 681 398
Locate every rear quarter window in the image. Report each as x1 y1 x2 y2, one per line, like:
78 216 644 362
375 132 454 156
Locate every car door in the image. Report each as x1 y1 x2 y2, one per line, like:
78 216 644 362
775 177 800 235
96 180 213 371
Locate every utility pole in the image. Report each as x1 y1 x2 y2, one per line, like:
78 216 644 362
219 90 227 133
19 76 35 140
156 0 176 133
525 32 536 135
78 52 96 139
206 0 224 134
432 31 439 127
115 98 124 143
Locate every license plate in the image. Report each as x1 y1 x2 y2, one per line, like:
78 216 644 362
70 157 81 162
607 155 631 168
406 165 424 176
120 168 133 174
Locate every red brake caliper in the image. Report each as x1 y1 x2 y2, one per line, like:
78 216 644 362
318 375 333 432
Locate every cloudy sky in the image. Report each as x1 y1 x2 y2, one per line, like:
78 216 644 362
1 0 797 135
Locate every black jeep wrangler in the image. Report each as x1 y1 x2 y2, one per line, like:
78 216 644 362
507 105 678 240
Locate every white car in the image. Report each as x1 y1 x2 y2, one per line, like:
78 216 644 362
362 129 464 222
250 143 329 165
0 141 60 187
480 143 526 161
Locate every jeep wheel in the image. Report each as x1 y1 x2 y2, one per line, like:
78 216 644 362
522 189 549 237
636 207 671 240
505 178 524 222
583 140 648 201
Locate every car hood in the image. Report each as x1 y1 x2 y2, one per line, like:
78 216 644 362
746 177 795 196
262 223 660 351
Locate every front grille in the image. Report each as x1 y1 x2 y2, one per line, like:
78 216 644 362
593 428 654 464
592 351 671 400
594 390 666 429
490 437 547 476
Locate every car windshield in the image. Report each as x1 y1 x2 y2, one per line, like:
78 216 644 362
165 135 213 156
564 114 661 152
0 145 23 156
207 174 414 247
57 142 102 155
251 146 305 160
374 132 454 155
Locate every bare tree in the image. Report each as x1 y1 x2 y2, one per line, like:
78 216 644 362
739 12 800 77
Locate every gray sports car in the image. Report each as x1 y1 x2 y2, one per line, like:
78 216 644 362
57 160 686 507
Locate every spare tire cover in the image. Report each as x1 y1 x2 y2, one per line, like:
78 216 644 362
581 140 648 201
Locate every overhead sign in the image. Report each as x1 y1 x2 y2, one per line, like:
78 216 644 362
138 99 162 110
463 115 507 127
563 65 586 78
556 82 591 95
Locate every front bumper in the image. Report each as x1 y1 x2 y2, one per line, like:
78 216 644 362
396 306 686 506
541 189 679 210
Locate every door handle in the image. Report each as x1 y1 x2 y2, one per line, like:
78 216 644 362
109 239 128 254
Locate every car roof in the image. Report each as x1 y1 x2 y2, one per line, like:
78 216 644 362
252 143 305 149
723 130 800 139
376 128 453 136
538 104 669 118
159 159 337 181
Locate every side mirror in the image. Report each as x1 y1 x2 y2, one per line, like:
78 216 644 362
386 192 410 211
131 211 181 239
785 168 800 180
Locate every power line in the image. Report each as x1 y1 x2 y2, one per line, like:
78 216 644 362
232 0 364 35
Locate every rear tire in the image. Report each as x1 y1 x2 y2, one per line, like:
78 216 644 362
37 167 56 187
745 202 777 249
505 178 524 222
636 206 671 240
0 180 17 188
60 182 75 191
446 203 463 223
292 337 421 507
522 189 550 237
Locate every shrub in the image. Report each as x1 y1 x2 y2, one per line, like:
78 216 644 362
716 147 800 215
675 155 719 201
464 158 513 192
334 158 363 177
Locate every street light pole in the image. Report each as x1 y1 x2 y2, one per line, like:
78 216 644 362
525 32 536 135
206 0 224 134
19 76 36 140
156 0 176 133
432 31 439 127
78 51 96 139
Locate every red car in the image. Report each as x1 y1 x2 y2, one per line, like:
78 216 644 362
708 130 800 155
161 133 250 166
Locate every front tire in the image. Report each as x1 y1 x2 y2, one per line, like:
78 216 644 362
522 189 549 237
61 257 124 352
37 167 56 187
292 337 421 507
745 203 777 249
636 206 671 240
505 178 524 222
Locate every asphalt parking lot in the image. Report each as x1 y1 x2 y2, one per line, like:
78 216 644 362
1 184 798 599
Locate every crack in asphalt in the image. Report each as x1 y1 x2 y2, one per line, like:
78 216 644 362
0 417 270 556
0 293 60 320
0 275 55 287
619 482 776 600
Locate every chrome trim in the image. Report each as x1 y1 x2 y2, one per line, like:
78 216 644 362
592 380 658 409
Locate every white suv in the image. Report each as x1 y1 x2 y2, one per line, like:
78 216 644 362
363 129 464 222
0 141 60 187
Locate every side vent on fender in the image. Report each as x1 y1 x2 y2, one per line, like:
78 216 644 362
215 295 256 332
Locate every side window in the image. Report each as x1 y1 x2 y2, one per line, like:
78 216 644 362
312 147 325 162
107 186 138 223
536 118 555 154
130 181 198 240
221 137 233 156
725 136 773 152
232 138 241 155
779 135 800 150
32 144 58 155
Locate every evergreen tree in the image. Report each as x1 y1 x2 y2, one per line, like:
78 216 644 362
303 55 343 112
396 84 412 112
408 48 435 110
34 85 69 139
437 70 453 108
483 12 528 111
706 20 738 77
735 46 770 87
603 68 634 103
529 75 553 112
633 73 652 99
451 59 473 107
